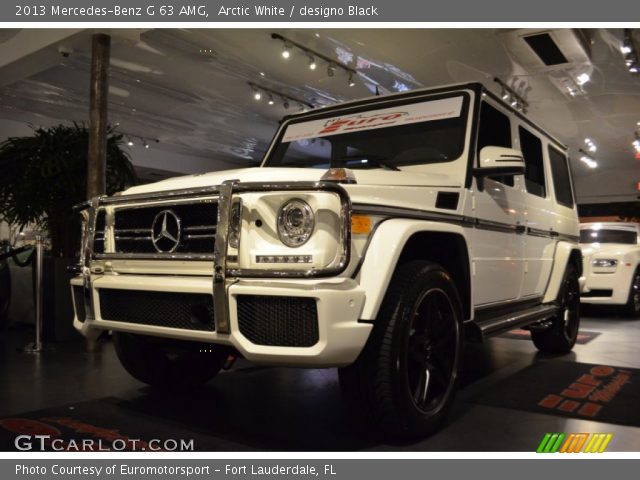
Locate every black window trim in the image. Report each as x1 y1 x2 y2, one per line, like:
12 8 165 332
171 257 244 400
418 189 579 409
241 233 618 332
518 125 547 199
476 98 516 188
548 144 575 209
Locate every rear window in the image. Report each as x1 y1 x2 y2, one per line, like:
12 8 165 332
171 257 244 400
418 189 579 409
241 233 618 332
548 146 574 208
580 229 637 244
519 126 546 198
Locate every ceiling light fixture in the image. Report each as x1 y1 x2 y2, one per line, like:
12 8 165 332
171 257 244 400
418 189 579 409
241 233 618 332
248 82 314 111
633 127 640 155
576 73 591 86
281 43 291 59
271 33 358 87
621 28 639 75
115 130 159 148
584 138 597 153
579 149 598 169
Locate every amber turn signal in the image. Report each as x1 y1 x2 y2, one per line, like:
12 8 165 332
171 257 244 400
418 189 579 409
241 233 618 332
352 215 372 234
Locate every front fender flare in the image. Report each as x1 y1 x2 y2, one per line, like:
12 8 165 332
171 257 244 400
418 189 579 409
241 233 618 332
357 219 470 320
543 242 581 303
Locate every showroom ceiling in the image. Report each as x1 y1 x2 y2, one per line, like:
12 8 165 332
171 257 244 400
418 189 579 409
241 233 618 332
0 28 638 203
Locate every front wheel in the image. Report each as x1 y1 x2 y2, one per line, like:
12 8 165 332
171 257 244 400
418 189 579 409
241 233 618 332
113 332 227 389
339 261 464 439
622 267 640 317
532 263 580 353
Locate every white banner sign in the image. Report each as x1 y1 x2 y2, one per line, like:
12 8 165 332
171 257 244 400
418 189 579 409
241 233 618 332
282 95 464 143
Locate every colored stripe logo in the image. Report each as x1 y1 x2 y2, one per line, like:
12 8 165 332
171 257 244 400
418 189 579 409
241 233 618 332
537 433 613 453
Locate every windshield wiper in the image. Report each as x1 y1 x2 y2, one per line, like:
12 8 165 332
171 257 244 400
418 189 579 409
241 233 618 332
335 155 400 171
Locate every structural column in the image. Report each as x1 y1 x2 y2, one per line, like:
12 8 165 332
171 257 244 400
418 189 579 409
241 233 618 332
86 33 111 199
85 33 110 353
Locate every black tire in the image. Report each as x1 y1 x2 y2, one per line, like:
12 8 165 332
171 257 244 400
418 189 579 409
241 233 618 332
622 267 640 318
339 261 464 439
113 332 227 389
532 263 580 353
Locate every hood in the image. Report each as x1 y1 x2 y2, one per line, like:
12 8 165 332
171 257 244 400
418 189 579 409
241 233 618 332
120 167 458 196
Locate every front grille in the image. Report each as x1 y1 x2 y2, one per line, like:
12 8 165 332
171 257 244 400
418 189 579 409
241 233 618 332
99 289 215 331
93 210 106 254
72 286 86 323
112 201 217 255
237 295 319 347
581 289 613 298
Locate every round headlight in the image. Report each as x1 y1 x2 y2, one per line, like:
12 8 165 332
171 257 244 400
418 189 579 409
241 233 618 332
277 199 315 247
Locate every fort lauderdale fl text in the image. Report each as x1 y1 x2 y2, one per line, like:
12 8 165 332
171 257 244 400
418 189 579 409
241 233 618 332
218 4 380 17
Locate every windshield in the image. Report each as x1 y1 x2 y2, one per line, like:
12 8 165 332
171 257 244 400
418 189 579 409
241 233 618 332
580 229 638 245
264 94 468 170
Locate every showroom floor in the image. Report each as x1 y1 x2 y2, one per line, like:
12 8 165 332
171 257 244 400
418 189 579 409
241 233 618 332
1 312 639 452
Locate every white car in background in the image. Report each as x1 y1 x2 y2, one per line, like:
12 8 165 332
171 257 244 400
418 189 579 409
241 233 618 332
580 222 640 316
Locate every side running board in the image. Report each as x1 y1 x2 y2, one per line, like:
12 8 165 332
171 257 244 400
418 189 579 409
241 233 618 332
466 304 560 341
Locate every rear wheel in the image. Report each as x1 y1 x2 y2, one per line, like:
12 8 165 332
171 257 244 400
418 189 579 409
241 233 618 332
532 264 580 353
339 261 463 439
622 268 640 317
113 332 227 389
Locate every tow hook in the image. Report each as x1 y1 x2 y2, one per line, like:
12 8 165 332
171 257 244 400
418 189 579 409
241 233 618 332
223 354 237 370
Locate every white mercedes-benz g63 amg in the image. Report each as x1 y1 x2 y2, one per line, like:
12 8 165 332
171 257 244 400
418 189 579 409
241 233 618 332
71 82 582 438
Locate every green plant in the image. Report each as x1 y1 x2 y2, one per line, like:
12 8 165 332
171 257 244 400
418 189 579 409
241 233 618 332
0 123 136 257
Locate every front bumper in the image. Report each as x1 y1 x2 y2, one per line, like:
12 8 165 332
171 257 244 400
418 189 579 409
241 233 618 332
71 274 371 367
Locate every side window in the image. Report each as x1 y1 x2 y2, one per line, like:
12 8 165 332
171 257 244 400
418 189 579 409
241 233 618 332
477 102 514 187
548 146 574 208
518 126 546 197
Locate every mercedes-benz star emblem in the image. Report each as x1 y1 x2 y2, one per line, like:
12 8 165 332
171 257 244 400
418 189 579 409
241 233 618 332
151 210 182 253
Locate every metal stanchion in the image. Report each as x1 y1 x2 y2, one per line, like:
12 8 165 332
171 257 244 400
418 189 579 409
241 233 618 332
23 234 45 354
